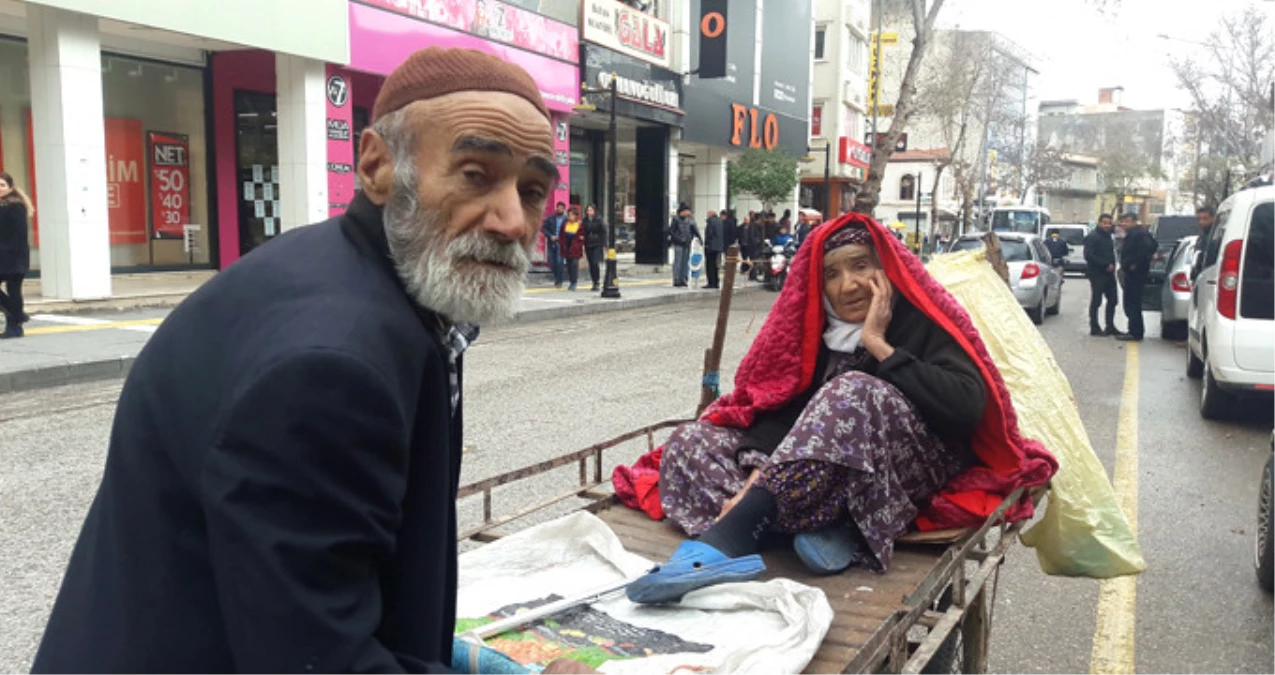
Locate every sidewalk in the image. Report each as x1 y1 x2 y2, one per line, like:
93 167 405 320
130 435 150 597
0 267 761 394
17 253 674 315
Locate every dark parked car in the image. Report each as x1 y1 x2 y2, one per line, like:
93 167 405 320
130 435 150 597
1258 434 1273 593
1145 215 1203 311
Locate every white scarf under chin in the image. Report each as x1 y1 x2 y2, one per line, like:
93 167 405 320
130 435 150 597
822 296 864 353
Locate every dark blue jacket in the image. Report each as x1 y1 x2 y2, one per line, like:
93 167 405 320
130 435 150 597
33 194 462 673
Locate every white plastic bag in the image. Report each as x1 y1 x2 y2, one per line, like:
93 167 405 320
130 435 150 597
456 512 833 674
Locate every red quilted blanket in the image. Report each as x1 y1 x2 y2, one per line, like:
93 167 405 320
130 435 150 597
703 214 1058 530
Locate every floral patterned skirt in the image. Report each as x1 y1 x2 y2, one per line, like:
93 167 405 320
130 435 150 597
660 371 971 570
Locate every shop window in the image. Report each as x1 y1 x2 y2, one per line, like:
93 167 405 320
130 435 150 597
0 42 212 270
101 54 211 268
899 174 915 201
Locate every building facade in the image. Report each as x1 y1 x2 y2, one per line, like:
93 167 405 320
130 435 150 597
799 0 871 218
0 0 581 299
1038 88 1187 221
0 0 814 292
674 0 813 242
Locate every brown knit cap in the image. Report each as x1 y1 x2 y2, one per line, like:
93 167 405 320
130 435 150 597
372 47 549 123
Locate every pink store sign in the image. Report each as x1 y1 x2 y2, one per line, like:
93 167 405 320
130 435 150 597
326 65 356 217
356 0 578 63
350 1 579 113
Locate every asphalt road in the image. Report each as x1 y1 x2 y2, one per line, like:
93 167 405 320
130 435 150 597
1 278 1271 672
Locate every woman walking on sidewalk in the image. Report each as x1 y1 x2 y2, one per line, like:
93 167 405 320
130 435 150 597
561 207 585 291
0 172 33 339
583 204 607 291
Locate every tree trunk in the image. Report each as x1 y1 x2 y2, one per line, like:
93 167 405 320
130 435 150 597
852 0 948 216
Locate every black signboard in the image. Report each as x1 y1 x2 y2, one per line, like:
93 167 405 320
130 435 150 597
581 44 684 126
698 0 729 79
680 0 807 156
687 0 755 102
865 132 909 152
758 0 812 119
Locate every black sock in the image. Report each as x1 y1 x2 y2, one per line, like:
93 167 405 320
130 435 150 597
697 487 778 558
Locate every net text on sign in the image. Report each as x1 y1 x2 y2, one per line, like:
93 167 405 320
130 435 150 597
149 131 190 239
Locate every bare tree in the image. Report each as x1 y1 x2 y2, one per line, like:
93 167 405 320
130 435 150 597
1170 6 1274 206
853 0 948 216
913 31 990 236
1017 143 1071 205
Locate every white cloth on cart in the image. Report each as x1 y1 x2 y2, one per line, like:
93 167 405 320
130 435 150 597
457 511 833 675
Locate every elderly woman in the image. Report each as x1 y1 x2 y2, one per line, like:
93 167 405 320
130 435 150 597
628 217 1056 604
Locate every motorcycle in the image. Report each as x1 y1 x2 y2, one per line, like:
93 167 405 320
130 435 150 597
763 237 798 291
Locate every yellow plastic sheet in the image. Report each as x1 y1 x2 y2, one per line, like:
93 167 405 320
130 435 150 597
926 250 1146 578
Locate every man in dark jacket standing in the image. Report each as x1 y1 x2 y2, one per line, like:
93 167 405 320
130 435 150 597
1084 213 1121 337
582 203 607 291
32 48 587 675
704 209 725 289
1116 212 1158 341
668 203 701 287
542 201 567 288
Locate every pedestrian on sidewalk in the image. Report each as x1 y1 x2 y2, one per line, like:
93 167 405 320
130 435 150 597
561 206 585 291
744 212 765 281
31 47 587 675
723 207 739 253
542 201 567 288
583 203 607 291
668 203 701 287
0 171 33 340
1084 213 1121 337
1116 212 1157 342
704 209 725 289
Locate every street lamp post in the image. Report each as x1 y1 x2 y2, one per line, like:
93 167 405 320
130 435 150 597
601 74 621 298
580 74 621 299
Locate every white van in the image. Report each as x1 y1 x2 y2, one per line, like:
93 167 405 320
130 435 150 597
989 206 1051 238
1186 184 1274 419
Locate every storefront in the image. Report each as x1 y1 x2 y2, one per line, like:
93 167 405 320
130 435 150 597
800 135 871 217
678 0 812 218
0 37 214 272
573 42 682 264
213 0 580 267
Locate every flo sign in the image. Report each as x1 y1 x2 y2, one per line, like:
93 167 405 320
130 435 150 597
582 0 670 68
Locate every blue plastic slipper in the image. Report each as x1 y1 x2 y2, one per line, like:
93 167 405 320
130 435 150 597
626 540 766 604
794 524 865 574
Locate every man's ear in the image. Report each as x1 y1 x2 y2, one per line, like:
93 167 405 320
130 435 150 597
357 128 394 205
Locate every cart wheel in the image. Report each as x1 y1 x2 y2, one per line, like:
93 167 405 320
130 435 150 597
1254 449 1275 592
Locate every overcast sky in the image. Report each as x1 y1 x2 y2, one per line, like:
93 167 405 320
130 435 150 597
937 0 1273 111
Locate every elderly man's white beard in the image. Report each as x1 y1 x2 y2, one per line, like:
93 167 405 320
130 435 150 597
383 192 531 326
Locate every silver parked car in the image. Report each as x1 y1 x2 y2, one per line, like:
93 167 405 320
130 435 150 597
946 232 1063 324
1158 235 1198 341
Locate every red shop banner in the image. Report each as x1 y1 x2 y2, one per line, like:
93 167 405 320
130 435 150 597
148 131 190 239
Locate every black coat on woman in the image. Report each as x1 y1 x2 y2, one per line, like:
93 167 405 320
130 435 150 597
0 197 30 275
33 193 464 673
583 214 608 252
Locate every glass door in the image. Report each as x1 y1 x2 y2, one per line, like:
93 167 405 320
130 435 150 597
234 91 280 256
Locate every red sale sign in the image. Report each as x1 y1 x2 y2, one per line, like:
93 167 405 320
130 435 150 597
148 131 189 239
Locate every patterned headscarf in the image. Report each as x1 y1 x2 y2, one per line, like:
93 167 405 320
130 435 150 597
823 223 873 253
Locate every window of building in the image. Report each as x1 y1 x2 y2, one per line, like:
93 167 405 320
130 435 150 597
0 39 211 270
846 34 866 72
815 26 827 60
811 103 824 136
899 174 915 201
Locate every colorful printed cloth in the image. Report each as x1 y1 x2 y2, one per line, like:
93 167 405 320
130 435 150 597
661 372 973 570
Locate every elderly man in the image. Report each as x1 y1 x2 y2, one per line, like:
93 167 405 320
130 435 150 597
33 48 587 674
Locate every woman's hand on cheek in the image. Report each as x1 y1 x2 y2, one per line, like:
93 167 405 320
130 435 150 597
862 271 895 361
